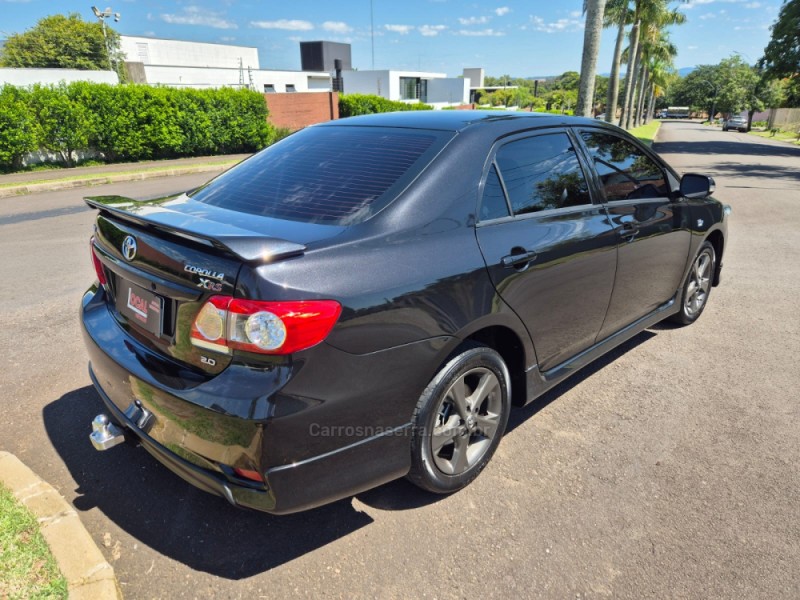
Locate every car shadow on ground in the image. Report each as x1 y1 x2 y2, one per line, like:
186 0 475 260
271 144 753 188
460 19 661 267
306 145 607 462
655 138 800 160
43 387 373 579
44 331 656 576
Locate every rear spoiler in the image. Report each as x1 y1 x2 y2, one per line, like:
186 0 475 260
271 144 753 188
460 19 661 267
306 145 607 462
85 195 306 263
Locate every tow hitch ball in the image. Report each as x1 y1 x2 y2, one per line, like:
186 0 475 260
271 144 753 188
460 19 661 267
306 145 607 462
89 414 125 451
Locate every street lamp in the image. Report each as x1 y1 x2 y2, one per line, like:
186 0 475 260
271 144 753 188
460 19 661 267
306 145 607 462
91 6 120 71
698 79 719 124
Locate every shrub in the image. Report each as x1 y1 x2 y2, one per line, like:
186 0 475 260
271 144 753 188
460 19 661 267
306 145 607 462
0 82 274 168
339 94 433 117
0 85 40 171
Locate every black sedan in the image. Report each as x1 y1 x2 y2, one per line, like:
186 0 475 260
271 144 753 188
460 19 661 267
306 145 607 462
82 111 728 514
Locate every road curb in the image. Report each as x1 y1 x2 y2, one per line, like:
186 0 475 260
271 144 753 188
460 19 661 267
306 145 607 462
0 452 122 600
0 162 237 199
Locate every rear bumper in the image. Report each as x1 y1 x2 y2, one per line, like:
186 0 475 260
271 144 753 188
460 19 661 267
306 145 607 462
81 285 446 514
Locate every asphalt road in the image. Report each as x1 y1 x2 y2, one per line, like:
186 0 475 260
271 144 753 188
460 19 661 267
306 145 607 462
1 122 798 599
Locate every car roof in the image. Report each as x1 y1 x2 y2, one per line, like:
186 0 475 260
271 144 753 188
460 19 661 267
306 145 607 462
320 110 603 132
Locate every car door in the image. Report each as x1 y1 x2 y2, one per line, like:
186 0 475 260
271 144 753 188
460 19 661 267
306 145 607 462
475 129 618 372
576 128 691 341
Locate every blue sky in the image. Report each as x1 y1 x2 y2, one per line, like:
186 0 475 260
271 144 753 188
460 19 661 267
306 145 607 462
0 0 785 76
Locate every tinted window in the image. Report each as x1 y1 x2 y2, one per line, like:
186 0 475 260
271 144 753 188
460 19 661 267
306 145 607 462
580 132 668 201
190 127 449 225
496 133 591 215
480 164 510 221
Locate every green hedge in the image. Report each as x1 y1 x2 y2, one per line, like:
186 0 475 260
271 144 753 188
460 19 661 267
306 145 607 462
0 82 273 171
339 93 433 118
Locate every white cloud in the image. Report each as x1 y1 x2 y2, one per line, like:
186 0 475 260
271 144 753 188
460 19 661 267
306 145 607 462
418 24 447 36
495 6 511 16
161 6 237 29
459 16 490 25
219 36 236 42
744 1 761 7
250 19 313 31
569 10 582 18
529 15 584 33
687 45 699 50
457 28 505 37
385 24 414 34
699 12 716 19
322 21 352 33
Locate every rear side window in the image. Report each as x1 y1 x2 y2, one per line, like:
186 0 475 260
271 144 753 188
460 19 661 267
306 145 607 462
190 127 450 225
580 131 668 201
495 133 591 215
480 164 510 221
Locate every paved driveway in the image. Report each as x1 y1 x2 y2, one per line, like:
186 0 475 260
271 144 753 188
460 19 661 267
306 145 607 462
0 122 798 598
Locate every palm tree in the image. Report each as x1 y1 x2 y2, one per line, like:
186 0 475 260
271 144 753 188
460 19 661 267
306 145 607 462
620 1 686 128
576 0 609 117
604 0 632 123
630 14 681 127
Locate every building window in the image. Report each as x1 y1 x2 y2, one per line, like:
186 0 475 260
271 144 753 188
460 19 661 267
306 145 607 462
399 77 420 100
286 84 297 93
264 84 276 93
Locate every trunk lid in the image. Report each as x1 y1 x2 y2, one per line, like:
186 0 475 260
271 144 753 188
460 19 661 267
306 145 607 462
87 193 343 374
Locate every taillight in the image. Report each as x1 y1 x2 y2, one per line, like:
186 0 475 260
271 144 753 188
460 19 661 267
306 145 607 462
190 296 342 355
90 237 107 286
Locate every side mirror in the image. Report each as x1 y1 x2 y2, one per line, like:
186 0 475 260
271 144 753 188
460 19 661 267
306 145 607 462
680 173 715 199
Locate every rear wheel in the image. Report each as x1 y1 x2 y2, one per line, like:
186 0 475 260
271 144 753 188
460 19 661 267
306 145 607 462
407 344 511 494
670 241 716 325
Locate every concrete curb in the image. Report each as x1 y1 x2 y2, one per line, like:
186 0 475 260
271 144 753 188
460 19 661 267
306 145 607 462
0 452 122 600
0 162 237 199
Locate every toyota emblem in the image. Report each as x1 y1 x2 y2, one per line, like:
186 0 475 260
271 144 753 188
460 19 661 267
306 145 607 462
122 236 137 261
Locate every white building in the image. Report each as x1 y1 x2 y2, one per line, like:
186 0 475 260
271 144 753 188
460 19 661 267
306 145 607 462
119 35 331 93
342 70 469 108
0 68 118 87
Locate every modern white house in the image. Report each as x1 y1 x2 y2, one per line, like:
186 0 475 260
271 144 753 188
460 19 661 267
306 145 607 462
341 70 470 108
119 35 332 93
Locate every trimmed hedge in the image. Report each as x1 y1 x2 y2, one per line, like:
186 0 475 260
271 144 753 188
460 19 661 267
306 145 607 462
0 82 273 171
339 93 433 118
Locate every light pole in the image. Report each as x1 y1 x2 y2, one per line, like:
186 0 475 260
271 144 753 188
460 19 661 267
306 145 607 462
698 79 719 124
91 6 120 71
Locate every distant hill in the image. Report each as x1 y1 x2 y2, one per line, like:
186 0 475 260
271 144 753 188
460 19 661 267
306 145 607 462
677 66 695 77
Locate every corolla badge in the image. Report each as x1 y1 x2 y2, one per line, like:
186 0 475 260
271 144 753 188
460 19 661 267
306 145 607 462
122 236 137 261
185 264 225 292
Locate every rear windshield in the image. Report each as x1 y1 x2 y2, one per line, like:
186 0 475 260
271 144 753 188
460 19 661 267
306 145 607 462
190 126 451 225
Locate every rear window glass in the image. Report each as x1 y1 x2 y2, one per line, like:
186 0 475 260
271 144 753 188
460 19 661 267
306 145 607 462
189 126 450 225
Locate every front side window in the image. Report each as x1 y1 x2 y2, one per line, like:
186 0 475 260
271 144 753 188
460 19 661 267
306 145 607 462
580 131 668 201
495 133 591 215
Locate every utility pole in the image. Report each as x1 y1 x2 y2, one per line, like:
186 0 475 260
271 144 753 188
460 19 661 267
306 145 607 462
91 6 120 71
370 0 375 70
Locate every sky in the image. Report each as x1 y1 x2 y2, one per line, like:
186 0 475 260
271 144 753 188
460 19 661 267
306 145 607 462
0 0 786 77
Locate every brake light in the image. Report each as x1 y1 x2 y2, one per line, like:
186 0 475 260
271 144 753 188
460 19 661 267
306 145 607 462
191 296 342 355
90 237 107 286
233 467 264 482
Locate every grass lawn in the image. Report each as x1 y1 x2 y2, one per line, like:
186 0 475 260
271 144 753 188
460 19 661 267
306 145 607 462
627 120 662 147
0 484 68 599
748 129 800 146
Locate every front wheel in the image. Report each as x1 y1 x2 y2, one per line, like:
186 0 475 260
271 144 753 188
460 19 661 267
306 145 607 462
670 241 716 326
407 344 511 494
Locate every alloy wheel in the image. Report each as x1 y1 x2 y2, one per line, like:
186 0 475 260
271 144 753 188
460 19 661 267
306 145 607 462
684 248 713 318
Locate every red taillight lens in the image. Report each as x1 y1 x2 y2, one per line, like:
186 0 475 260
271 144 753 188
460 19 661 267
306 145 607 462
233 467 264 482
90 237 107 286
190 296 341 356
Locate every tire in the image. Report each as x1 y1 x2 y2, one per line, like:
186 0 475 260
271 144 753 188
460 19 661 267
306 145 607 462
670 241 716 326
407 344 511 494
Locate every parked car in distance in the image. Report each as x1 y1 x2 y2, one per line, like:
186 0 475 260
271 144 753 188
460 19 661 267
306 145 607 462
82 111 728 514
722 115 748 132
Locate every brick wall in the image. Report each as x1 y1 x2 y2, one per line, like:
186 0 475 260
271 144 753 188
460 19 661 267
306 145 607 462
265 92 339 130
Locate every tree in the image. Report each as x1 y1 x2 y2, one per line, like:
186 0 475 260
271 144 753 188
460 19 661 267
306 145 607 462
759 0 800 107
576 0 608 116
0 13 118 70
759 0 800 80
604 0 633 123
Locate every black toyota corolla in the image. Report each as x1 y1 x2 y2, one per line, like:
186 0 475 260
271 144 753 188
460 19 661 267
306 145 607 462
82 111 728 514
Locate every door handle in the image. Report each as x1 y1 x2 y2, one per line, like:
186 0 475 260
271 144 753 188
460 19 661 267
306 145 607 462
617 223 639 239
501 250 538 269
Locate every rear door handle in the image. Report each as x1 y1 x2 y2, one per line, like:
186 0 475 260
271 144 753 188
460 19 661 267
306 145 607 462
501 250 538 269
617 223 639 239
